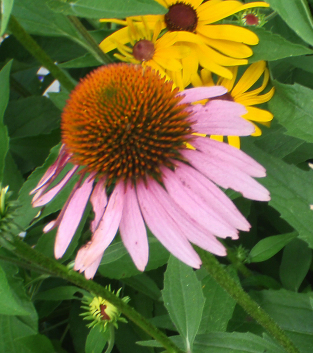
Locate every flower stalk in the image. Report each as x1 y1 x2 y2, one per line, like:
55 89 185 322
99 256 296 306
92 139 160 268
196 247 300 353
7 237 184 353
8 15 75 92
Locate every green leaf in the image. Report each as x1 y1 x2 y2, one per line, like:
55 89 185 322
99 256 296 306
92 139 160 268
241 140 313 249
248 232 298 263
0 265 30 316
2 152 24 198
267 0 313 46
268 81 313 143
16 334 56 353
0 60 12 182
192 332 285 353
85 327 109 353
251 289 313 352
122 274 161 301
279 238 312 291
34 286 89 301
59 53 101 68
98 237 169 279
197 267 236 334
249 27 313 63
4 96 61 138
0 0 14 36
162 256 205 352
47 0 166 18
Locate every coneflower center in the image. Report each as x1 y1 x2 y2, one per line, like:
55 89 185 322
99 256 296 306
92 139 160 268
243 13 259 26
133 40 155 61
61 64 192 185
165 2 198 32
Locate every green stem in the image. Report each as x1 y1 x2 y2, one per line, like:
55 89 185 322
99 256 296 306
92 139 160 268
196 248 300 353
67 16 112 64
8 15 75 92
10 238 184 353
225 246 252 278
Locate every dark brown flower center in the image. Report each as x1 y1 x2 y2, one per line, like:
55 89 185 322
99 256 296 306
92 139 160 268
165 2 198 32
61 64 193 185
100 304 110 321
244 14 259 26
133 40 155 61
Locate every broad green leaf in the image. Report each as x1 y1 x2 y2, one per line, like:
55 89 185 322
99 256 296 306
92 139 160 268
251 289 313 352
192 332 285 353
59 53 101 68
48 91 69 111
248 232 298 263
0 60 12 182
0 0 14 36
279 238 312 291
162 256 205 352
268 81 313 143
4 96 61 138
0 265 30 315
249 27 313 63
267 0 313 46
16 334 56 353
48 0 166 18
122 274 161 301
34 286 89 301
85 327 109 353
241 140 313 249
98 237 170 278
197 268 236 334
2 151 24 198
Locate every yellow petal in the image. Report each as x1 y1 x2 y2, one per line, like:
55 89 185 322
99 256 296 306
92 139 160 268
232 61 266 97
251 122 262 136
191 72 203 87
200 34 253 58
243 106 273 122
181 48 200 83
197 24 259 45
200 69 214 86
217 66 238 92
99 27 132 53
198 43 248 66
227 136 240 149
210 135 224 142
239 67 270 97
189 0 205 9
153 53 183 71
198 1 269 24
197 49 233 79
238 87 275 105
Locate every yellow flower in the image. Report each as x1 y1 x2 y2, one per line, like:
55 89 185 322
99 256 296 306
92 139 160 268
100 17 189 81
100 0 269 81
191 61 275 148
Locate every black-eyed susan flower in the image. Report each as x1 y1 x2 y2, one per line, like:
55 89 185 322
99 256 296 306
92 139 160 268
99 17 189 82
30 63 270 279
191 61 275 148
100 0 270 81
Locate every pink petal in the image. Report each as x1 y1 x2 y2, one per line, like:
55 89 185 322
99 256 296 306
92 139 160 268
32 166 79 207
162 166 239 238
54 174 94 259
190 100 255 136
171 161 250 231
119 182 148 271
178 86 227 104
30 145 70 195
182 149 270 201
83 253 104 279
192 137 266 177
90 177 107 233
74 181 125 271
137 179 202 267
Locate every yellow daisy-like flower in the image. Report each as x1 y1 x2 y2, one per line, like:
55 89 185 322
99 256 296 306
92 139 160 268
100 17 190 83
191 61 275 148
100 0 269 80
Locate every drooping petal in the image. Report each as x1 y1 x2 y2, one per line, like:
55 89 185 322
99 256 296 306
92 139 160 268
83 253 104 280
238 87 275 106
190 100 254 136
74 181 125 271
165 162 251 232
243 106 274 123
192 136 267 177
90 177 107 233
137 179 202 267
182 148 270 201
119 182 148 271
162 167 240 238
32 166 79 207
54 174 95 259
178 86 227 104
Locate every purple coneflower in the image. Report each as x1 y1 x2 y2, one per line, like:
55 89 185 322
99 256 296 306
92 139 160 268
30 63 269 279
